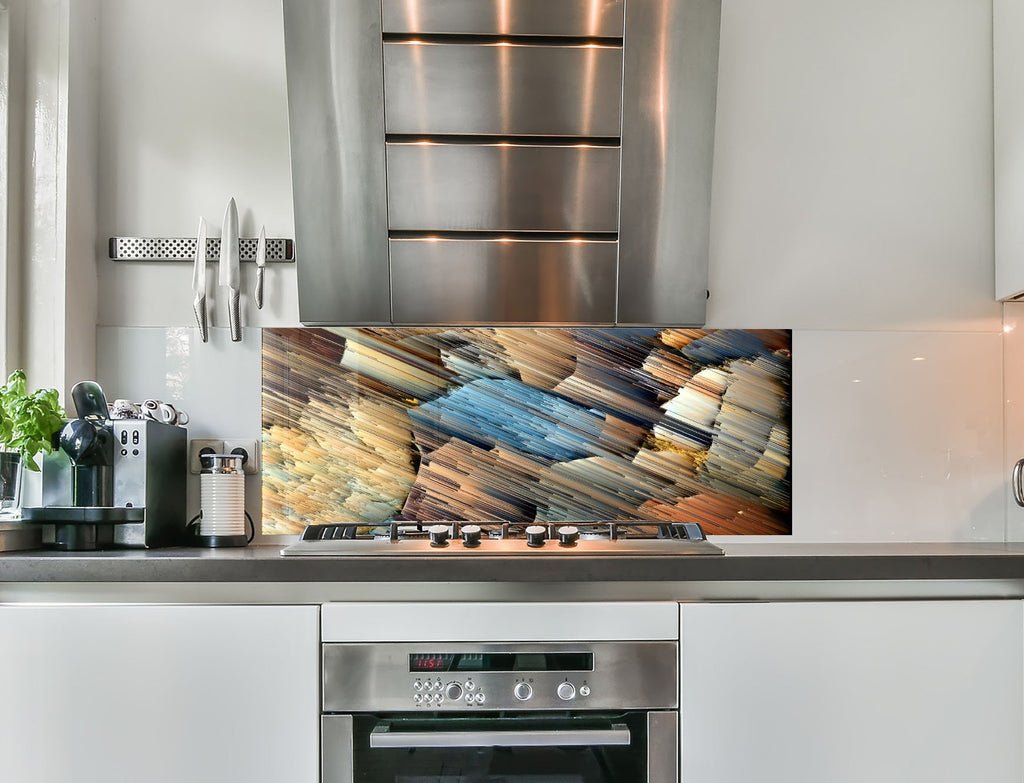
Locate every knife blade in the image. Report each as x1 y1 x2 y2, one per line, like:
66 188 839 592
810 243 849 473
219 197 241 342
254 224 266 310
192 217 209 342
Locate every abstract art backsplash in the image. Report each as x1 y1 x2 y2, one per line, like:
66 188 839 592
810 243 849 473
262 328 792 535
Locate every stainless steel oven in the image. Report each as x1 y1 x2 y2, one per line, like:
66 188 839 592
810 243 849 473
321 641 678 783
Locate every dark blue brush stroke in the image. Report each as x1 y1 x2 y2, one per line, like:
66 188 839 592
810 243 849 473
409 378 607 462
681 331 767 365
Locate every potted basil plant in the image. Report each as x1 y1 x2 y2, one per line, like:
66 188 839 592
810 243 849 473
0 370 65 514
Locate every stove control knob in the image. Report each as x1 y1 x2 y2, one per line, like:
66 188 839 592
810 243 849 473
525 525 547 548
557 525 579 547
514 682 533 701
461 524 482 548
557 682 576 701
428 524 450 547
445 682 463 701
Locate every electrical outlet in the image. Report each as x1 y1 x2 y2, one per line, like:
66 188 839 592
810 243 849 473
223 438 260 475
189 439 224 474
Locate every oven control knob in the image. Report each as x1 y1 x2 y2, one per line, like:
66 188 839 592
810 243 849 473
461 524 482 548
557 682 576 701
579 685 591 697
428 524 450 547
557 525 579 546
445 682 464 701
525 525 547 548
514 682 533 701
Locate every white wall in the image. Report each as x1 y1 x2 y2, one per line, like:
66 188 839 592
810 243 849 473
92 0 1008 541
96 0 296 328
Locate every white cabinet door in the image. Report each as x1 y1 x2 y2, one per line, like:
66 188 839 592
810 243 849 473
680 600 1023 783
996 0 1024 299
0 604 319 783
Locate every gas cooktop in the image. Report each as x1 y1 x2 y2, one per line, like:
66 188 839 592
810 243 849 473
280 520 723 557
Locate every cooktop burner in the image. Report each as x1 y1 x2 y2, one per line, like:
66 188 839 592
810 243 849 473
279 520 723 556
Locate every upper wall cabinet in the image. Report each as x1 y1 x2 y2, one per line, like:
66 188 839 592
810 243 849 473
283 0 721 326
996 0 1024 300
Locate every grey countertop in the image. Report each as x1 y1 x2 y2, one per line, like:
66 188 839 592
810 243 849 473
2 541 1024 585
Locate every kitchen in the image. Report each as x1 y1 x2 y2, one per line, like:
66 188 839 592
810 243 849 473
1 0 1023 782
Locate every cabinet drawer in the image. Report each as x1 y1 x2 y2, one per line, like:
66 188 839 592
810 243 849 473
386 143 621 232
384 42 623 137
381 0 625 37
390 238 617 323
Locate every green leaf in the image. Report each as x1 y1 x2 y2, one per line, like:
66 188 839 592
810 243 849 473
0 370 65 471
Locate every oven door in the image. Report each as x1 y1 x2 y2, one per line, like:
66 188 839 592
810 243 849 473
323 711 677 783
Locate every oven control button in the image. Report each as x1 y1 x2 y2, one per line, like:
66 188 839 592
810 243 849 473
579 685 591 697
414 694 422 705
465 680 475 691
445 682 464 701
434 693 443 704
474 692 485 705
428 524 450 547
461 524 482 548
465 694 474 705
557 525 579 546
413 680 423 691
513 682 533 701
557 682 576 701
525 524 547 547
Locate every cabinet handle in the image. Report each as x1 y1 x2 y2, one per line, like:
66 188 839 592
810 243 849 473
1013 458 1024 507
369 723 630 748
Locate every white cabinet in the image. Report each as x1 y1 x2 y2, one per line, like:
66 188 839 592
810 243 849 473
996 0 1024 299
680 601 1023 783
0 604 319 783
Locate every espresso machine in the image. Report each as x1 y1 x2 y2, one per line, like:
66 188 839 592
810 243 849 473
22 381 187 550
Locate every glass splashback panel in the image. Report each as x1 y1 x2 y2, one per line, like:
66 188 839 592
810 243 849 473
261 328 791 535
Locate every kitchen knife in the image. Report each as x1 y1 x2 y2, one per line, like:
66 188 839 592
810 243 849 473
219 197 241 342
192 217 209 342
254 224 266 310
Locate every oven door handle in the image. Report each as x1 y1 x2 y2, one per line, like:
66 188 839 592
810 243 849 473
369 723 631 749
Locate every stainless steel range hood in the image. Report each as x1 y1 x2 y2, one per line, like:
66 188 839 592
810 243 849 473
283 0 721 326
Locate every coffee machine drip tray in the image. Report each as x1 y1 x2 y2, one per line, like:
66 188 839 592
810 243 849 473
22 507 145 523
20 506 146 551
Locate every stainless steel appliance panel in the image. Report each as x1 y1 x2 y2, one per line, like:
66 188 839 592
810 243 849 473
617 0 721 325
381 0 625 37
322 641 678 712
384 42 623 137
322 715 354 781
390 239 617 323
283 0 392 325
386 143 621 231
111 420 187 547
647 711 679 783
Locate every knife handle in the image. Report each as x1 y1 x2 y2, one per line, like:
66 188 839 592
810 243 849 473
255 266 265 310
228 289 241 342
193 296 209 343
